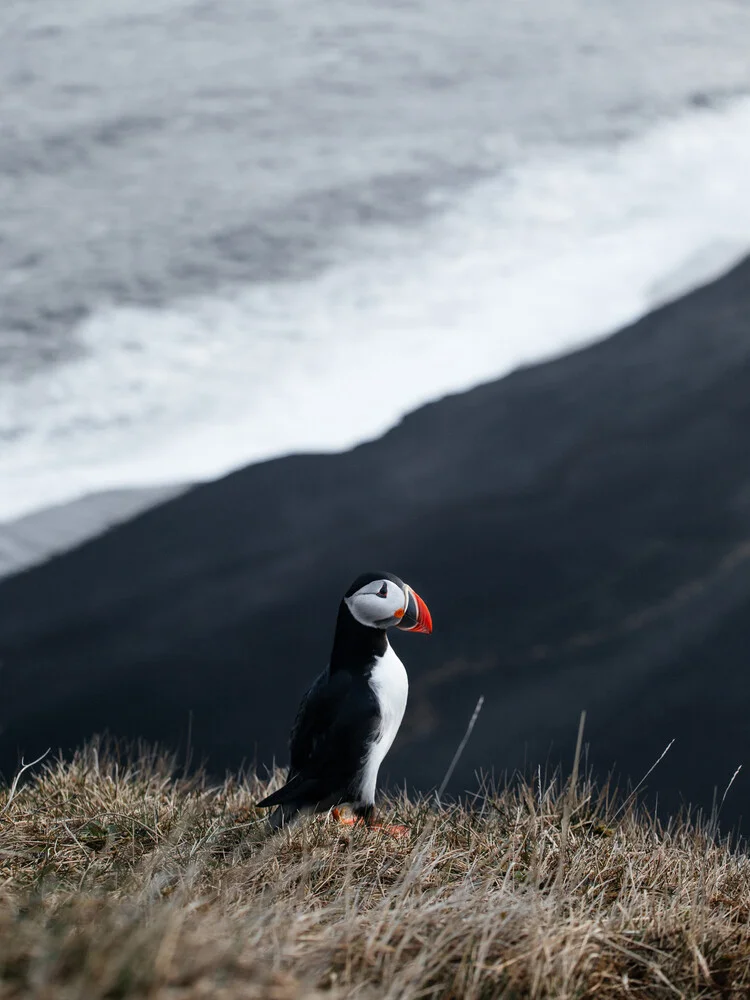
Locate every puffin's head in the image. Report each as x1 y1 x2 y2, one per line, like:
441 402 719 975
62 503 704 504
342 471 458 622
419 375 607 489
343 571 432 634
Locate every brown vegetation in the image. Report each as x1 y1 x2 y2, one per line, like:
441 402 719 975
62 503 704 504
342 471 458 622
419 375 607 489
1 742 749 998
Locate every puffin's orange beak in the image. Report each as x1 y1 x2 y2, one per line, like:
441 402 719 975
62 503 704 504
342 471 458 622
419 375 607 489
396 585 433 634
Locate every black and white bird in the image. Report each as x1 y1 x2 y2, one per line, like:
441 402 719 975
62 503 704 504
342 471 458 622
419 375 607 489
257 571 432 835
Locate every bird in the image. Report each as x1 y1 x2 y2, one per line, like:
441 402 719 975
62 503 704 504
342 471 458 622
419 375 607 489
256 571 432 836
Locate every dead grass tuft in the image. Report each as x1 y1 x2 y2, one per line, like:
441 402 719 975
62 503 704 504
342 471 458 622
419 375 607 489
1 741 749 998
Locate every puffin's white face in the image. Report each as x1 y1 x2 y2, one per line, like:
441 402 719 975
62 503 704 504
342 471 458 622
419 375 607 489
344 576 432 633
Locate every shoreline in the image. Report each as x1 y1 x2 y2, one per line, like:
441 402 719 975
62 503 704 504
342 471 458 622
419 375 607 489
2 239 746 586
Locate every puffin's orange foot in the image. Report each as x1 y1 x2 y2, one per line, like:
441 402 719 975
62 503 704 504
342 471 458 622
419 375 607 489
330 808 362 827
329 809 409 838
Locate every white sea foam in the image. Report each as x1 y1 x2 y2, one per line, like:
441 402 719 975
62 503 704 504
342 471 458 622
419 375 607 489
2 97 750 523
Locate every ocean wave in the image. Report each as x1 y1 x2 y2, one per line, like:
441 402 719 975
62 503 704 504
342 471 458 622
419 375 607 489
2 97 750 522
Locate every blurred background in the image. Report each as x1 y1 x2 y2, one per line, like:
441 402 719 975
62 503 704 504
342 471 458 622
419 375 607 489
2 1 750 828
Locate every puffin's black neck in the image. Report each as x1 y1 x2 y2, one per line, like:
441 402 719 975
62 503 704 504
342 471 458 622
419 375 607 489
329 602 388 673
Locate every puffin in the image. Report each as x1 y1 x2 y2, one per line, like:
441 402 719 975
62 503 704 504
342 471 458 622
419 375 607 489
256 571 432 835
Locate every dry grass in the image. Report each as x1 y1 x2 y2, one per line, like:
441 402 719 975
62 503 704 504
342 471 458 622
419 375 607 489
1 741 750 999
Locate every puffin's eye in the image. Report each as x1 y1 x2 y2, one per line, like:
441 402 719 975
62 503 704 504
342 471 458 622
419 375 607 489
377 582 388 598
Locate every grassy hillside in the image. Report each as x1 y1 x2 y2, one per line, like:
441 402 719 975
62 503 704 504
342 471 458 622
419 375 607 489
1 743 749 999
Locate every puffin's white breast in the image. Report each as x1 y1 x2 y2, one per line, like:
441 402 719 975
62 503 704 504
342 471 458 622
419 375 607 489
358 642 409 804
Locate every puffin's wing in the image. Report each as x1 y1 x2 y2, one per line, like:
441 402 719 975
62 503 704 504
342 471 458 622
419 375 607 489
257 669 379 808
288 669 353 772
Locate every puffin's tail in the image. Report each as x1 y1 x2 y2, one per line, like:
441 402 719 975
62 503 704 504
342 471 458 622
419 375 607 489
257 775 310 830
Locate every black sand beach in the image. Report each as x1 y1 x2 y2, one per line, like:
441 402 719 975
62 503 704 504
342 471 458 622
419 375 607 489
2 257 750 827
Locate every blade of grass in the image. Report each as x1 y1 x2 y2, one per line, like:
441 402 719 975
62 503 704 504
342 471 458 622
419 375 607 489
435 695 485 806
